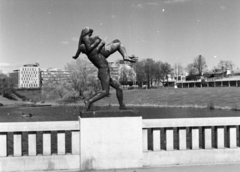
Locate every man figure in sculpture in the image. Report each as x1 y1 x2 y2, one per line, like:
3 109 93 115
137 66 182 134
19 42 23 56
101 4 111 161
73 27 137 111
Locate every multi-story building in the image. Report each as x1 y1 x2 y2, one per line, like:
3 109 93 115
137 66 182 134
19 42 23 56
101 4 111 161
19 66 41 88
108 62 120 80
41 68 71 84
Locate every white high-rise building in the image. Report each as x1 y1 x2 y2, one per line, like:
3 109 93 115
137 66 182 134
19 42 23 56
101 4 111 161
19 66 41 88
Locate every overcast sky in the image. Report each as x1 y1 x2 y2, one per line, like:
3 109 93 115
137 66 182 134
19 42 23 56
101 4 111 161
0 0 240 73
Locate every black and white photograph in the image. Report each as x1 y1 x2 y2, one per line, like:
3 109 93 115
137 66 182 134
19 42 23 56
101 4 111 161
0 0 240 171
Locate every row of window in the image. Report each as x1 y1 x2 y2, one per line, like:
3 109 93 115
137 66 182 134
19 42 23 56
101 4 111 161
20 71 39 75
21 68 39 71
21 76 39 80
20 84 39 88
21 80 39 84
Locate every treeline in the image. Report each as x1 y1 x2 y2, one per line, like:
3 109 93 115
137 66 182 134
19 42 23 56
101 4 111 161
1 55 238 103
133 59 172 88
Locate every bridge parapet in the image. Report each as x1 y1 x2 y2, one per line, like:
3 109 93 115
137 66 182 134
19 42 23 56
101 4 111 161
142 117 240 166
0 116 240 171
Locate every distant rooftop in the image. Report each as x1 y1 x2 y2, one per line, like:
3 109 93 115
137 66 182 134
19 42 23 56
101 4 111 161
23 62 39 67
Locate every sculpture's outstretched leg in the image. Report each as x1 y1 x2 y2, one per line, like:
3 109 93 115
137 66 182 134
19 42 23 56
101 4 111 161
109 77 128 110
84 68 110 111
84 100 91 111
101 40 138 63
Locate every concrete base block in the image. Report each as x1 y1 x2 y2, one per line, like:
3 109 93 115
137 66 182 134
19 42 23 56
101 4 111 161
0 155 79 172
79 110 142 170
143 148 240 167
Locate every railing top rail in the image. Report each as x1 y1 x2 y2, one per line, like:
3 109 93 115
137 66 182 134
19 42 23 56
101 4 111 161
143 117 240 128
0 121 79 132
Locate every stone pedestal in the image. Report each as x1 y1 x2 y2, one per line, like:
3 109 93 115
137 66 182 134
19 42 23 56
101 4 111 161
79 110 142 170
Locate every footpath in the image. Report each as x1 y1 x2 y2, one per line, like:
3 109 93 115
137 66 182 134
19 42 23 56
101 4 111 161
34 163 240 172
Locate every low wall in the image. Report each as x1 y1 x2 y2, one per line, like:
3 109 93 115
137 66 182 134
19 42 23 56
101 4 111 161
0 116 240 171
0 121 80 172
142 117 240 166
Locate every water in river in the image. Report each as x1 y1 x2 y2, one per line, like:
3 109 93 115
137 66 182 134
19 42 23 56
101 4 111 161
1 105 240 122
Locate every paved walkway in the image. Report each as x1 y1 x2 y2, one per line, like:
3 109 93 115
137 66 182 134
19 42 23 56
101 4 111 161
34 163 240 172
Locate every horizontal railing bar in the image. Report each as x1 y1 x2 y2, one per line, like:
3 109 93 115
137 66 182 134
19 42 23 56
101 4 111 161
0 121 79 132
143 117 240 128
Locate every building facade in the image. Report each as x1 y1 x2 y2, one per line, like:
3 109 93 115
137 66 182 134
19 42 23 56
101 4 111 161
108 62 120 80
41 68 70 84
19 66 41 88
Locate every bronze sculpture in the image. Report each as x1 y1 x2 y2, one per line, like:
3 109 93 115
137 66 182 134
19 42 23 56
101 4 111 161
73 27 137 111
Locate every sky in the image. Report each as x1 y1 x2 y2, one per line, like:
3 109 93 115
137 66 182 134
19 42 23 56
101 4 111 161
0 0 240 74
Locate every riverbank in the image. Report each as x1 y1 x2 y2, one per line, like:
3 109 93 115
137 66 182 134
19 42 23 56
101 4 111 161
1 87 240 111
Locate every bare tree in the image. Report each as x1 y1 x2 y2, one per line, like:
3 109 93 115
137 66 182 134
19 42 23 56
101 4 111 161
173 63 184 80
65 57 99 97
133 59 172 88
134 60 146 87
160 62 172 86
153 61 164 86
119 64 136 86
217 60 235 72
193 55 207 75
185 63 198 75
143 59 155 89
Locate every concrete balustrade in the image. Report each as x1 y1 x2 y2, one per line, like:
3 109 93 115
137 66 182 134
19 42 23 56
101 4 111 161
153 129 160 151
13 132 22 157
71 130 79 154
142 129 148 151
57 131 65 155
142 117 240 167
43 131 51 155
166 128 174 150
0 116 240 171
215 127 225 148
28 132 37 156
203 127 212 149
0 121 79 172
191 127 200 149
178 127 187 150
228 126 237 148
0 133 7 157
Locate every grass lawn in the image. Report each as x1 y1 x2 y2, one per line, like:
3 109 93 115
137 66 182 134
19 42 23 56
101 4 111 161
1 87 239 111
95 87 240 110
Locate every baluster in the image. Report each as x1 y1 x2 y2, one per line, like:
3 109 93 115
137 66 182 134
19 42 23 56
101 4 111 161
215 126 224 149
153 129 160 151
142 129 148 151
14 132 22 157
178 127 187 150
43 131 51 155
165 128 174 151
0 133 7 157
228 126 237 148
239 126 240 147
28 131 37 156
57 131 66 155
71 130 79 154
203 127 212 149
191 127 199 149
